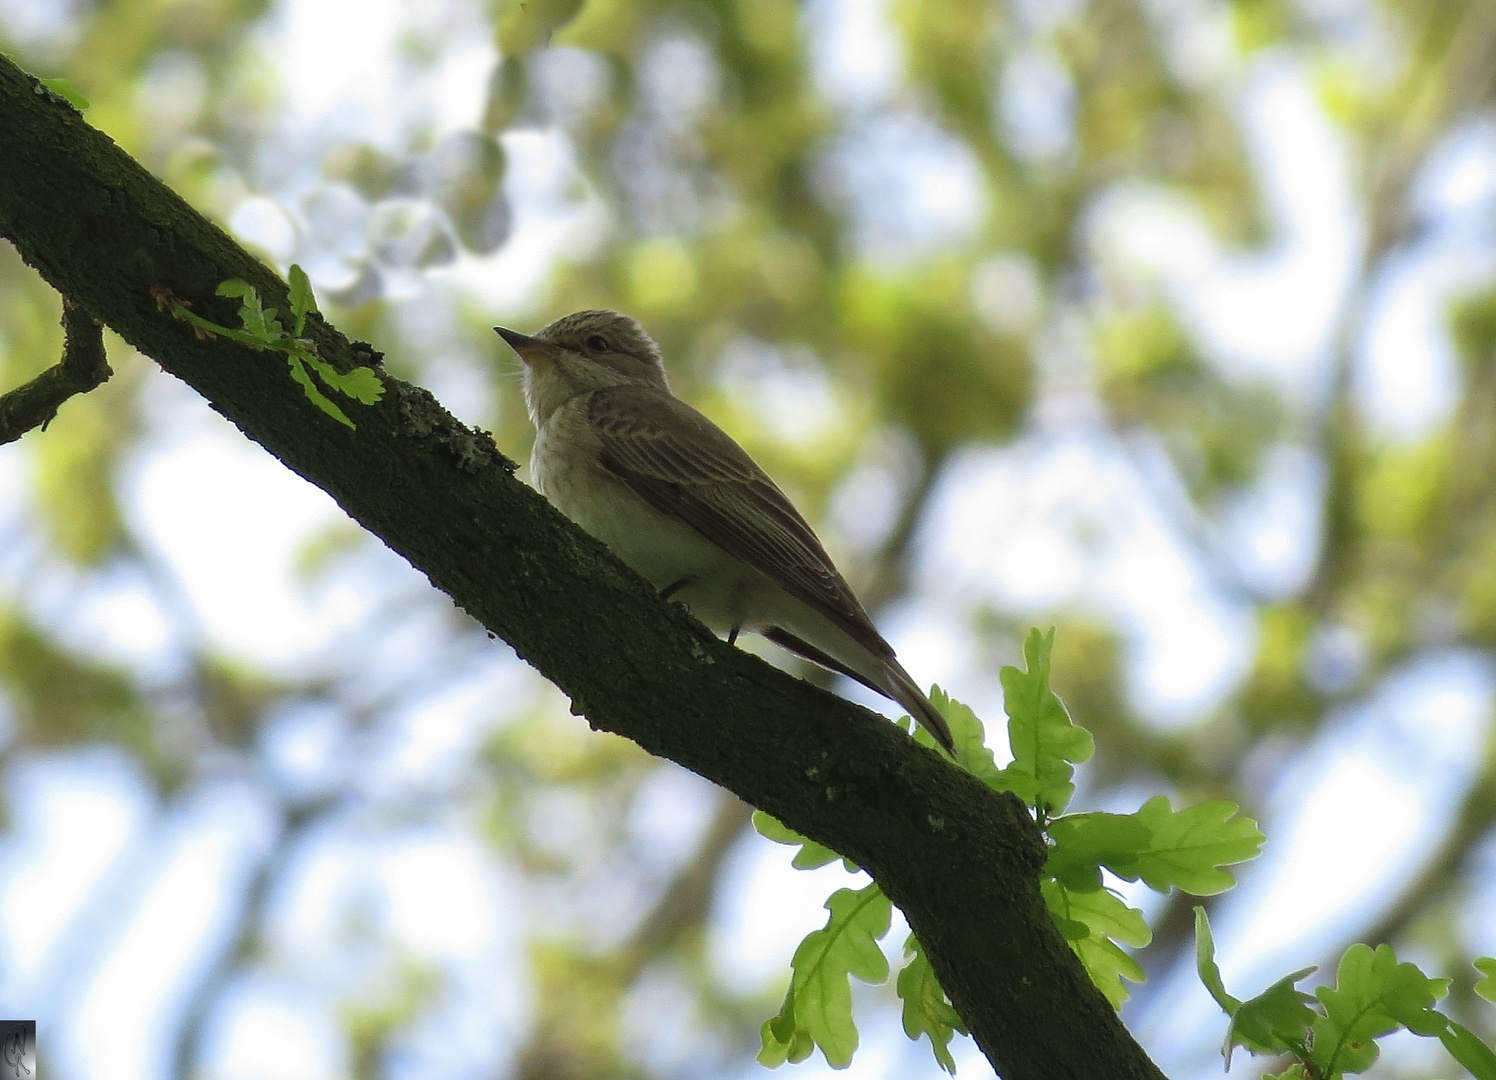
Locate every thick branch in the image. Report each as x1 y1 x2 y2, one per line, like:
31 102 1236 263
0 57 1166 1080
0 298 111 444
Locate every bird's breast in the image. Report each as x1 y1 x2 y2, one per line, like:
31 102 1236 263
531 402 738 597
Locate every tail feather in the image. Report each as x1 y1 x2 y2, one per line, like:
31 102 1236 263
765 626 954 754
881 662 955 755
763 626 885 697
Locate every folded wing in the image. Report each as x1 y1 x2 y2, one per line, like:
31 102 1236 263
587 385 894 662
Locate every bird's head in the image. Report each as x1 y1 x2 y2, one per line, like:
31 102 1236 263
495 309 669 425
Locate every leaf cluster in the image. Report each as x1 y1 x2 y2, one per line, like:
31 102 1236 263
170 266 384 429
756 629 1496 1076
1196 908 1496 1079
749 850 969 1074
755 628 1265 1070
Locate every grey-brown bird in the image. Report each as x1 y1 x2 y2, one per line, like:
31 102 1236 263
495 310 954 754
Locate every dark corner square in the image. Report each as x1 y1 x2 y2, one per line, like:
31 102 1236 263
0 1021 33 1079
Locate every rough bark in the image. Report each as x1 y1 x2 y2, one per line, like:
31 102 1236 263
0 298 110 443
0 56 1167 1080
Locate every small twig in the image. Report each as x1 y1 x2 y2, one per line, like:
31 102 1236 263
0 299 111 445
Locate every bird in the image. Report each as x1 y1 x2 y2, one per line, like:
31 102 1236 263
494 309 955 754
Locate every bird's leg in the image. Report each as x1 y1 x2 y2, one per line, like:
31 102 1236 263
727 625 741 646
659 576 695 602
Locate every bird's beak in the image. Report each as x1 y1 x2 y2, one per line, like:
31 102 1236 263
493 325 557 365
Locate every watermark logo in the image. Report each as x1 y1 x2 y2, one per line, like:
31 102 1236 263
0 1021 33 1078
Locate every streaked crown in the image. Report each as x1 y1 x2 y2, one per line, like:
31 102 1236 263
536 310 669 392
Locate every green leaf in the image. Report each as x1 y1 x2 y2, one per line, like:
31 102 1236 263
1071 933 1146 1010
38 76 88 110
1228 969 1317 1058
1194 908 1314 1064
1045 811 1152 892
1193 906 1240 1015
994 628 1093 814
287 356 355 429
1441 1020 1496 1080
288 263 318 336
927 686 1003 783
1475 957 1496 1004
1041 879 1147 1007
1197 934 1492 1078
198 276 380 428
1046 798 1261 899
752 810 856 871
896 934 966 1075
306 355 385 405
1311 944 1449 1075
758 987 814 1067
1126 797 1264 895
1062 885 1151 950
215 279 284 344
757 883 892 1069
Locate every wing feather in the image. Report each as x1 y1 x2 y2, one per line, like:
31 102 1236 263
587 386 893 660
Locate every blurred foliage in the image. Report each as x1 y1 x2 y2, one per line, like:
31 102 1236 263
1237 603 1318 734
342 959 443 1080
4 0 1496 1076
1096 303 1284 498
0 606 155 759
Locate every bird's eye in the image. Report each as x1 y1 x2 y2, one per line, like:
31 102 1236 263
585 334 610 352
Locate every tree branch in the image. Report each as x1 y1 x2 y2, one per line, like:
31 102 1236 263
0 298 111 444
0 56 1166 1080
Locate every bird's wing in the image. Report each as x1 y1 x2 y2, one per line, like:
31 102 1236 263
587 385 893 660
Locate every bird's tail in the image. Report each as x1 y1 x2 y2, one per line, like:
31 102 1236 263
761 625 955 755
880 661 955 755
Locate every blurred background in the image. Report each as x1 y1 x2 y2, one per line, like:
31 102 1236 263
0 0 1493 1076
